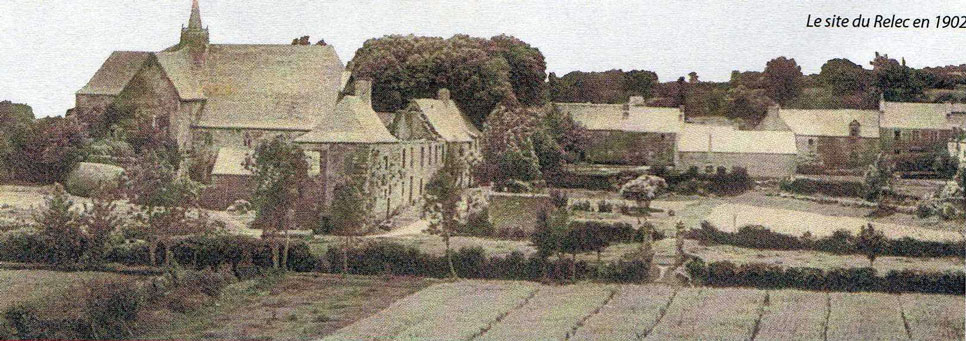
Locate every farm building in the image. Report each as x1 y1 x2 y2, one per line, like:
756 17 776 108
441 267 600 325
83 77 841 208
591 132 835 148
555 97 683 166
390 88 482 187
677 124 798 178
879 100 959 169
757 106 881 169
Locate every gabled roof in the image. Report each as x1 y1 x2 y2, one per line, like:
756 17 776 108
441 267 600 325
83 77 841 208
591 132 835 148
778 109 880 138
413 98 480 142
554 103 683 133
880 101 954 130
77 51 152 95
155 49 205 100
679 124 797 154
294 96 398 144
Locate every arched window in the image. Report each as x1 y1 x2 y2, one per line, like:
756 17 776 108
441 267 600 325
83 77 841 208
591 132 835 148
849 120 861 138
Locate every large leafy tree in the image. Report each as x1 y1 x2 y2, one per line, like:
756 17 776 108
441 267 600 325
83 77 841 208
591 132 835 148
351 34 546 127
761 57 803 105
329 148 376 276
549 69 659 104
871 53 924 101
245 136 310 269
6 116 87 184
423 148 466 278
819 58 871 95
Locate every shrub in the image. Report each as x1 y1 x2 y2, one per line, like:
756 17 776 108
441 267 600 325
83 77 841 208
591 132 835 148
458 208 494 237
3 304 42 340
779 177 865 198
83 279 144 339
571 200 592 211
596 200 613 213
549 190 568 209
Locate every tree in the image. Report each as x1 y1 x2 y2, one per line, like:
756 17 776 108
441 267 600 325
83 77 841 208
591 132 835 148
34 184 85 265
541 105 589 163
863 153 893 203
619 175 668 212
329 149 376 276
80 186 121 265
624 70 659 99
819 58 871 95
638 220 656 267
478 102 542 185
724 85 772 126
956 165 966 214
871 53 924 101
245 136 310 270
423 148 466 278
674 221 687 266
490 34 548 106
6 116 87 184
855 223 885 266
530 207 571 278
761 57 803 105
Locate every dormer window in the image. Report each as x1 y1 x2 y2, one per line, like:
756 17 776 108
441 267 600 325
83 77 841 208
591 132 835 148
849 120 860 138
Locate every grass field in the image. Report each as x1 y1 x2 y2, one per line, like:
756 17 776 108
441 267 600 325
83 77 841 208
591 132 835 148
0 269 135 316
329 280 965 340
687 242 965 272
705 203 963 241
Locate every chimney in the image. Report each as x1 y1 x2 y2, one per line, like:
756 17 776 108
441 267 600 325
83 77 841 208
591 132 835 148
878 92 885 111
355 79 372 107
437 88 451 106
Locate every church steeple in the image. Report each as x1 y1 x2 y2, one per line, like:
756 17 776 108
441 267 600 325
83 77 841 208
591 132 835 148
179 0 209 51
188 0 203 29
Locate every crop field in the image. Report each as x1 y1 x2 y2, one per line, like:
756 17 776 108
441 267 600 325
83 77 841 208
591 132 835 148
326 281 538 340
644 287 765 340
330 280 965 340
705 203 963 241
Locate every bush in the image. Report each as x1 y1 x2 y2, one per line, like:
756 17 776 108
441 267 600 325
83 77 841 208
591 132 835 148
83 279 144 339
103 234 319 273
650 166 753 196
597 200 613 213
779 177 865 198
687 221 964 258
571 201 592 211
458 208 494 237
690 259 964 294
3 304 42 340
549 190 568 209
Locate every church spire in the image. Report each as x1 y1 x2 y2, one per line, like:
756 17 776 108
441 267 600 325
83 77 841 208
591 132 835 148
188 0 203 29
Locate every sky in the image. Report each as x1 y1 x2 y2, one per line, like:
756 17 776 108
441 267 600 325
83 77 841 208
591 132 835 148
2 0 966 117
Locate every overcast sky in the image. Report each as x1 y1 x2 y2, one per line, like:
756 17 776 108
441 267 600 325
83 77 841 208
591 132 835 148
3 0 966 117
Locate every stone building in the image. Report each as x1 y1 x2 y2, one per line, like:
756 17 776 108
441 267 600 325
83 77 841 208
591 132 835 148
757 106 881 170
390 89 482 187
879 101 958 167
554 98 683 166
72 1 471 225
677 124 798 178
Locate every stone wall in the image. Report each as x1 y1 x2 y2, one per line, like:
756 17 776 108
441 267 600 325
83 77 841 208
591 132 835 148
584 130 676 166
678 152 796 178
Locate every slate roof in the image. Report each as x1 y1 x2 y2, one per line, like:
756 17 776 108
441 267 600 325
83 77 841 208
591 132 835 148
294 96 398 144
880 101 954 130
413 98 481 143
678 124 797 154
778 109 880 138
554 103 683 133
77 52 152 95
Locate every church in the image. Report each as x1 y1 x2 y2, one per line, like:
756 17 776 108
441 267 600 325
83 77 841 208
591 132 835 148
74 0 480 226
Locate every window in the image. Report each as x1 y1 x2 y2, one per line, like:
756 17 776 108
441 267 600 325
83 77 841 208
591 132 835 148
420 146 425 168
808 139 814 147
849 120 860 138
410 147 415 168
384 156 389 169
402 149 406 168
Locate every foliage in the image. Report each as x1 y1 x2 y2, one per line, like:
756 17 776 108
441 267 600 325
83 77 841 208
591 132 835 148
530 208 571 259
779 176 865 198
862 153 893 202
651 166 754 196
761 57 804 105
423 148 467 277
686 259 964 294
329 148 376 274
350 34 545 127
724 85 772 125
79 187 122 265
3 116 87 184
245 136 309 234
548 189 568 209
619 175 667 209
688 221 965 258
83 278 144 339
819 58 871 95
541 105 590 163
457 207 494 237
33 184 87 265
855 223 886 266
478 102 542 185
871 53 924 101
549 69 659 103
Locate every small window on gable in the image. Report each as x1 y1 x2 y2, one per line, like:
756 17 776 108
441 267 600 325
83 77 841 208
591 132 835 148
849 120 860 137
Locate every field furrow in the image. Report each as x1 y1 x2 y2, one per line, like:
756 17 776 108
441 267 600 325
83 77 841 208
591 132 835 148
826 292 907 341
755 290 828 341
479 284 614 340
899 293 966 341
570 285 677 340
644 287 765 341
326 281 537 340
